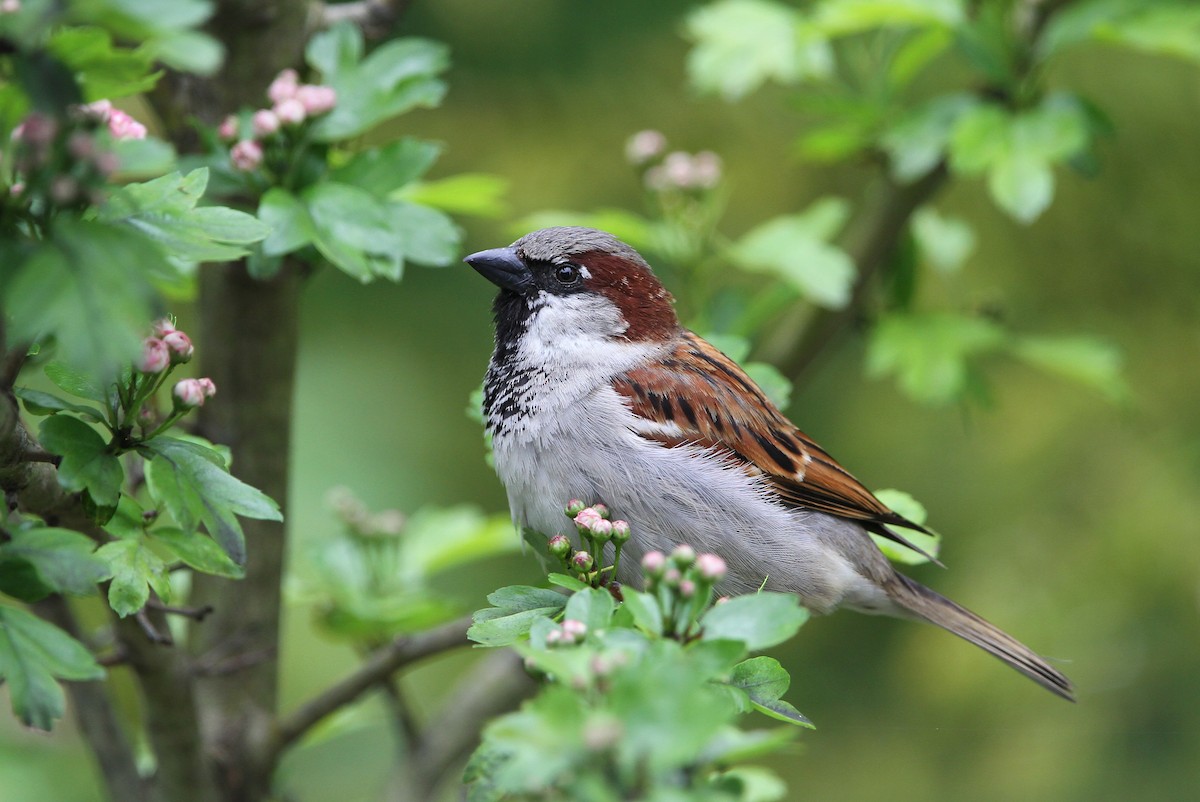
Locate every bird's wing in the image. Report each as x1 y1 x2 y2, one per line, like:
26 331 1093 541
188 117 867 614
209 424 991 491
614 330 934 555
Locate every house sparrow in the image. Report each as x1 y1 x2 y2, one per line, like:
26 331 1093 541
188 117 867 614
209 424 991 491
466 226 1074 701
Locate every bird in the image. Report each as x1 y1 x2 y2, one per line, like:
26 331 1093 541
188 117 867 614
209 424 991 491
465 225 1074 701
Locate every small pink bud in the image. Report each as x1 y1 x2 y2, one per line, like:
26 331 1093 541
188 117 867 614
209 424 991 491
715 595 730 605
625 129 666 165
152 318 176 337
273 98 306 125
671 544 696 568
679 579 696 598
251 109 280 137
561 619 587 641
641 550 666 576
217 115 238 141
691 150 723 189
564 499 586 517
695 553 727 581
139 338 170 373
93 151 119 177
571 551 594 572
162 330 194 363
590 519 613 542
50 176 78 203
14 113 56 145
545 629 563 645
196 378 217 398
173 378 207 408
67 132 95 160
9 182 24 196
82 100 112 121
0 0 21 14
295 84 337 115
107 109 147 140
230 139 263 171
267 69 300 104
663 567 682 587
663 151 694 188
574 508 601 535
591 503 610 520
547 534 571 558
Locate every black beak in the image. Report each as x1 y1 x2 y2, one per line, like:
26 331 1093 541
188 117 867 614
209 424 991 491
464 247 534 294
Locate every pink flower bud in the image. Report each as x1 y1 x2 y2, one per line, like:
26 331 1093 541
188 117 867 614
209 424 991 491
547 534 571 558
691 150 723 189
561 619 587 641
93 151 119 177
545 629 563 645
695 553 727 581
251 109 280 137
0 0 21 14
679 579 696 598
273 98 306 126
14 113 56 145
641 550 666 576
82 100 112 120
230 139 263 171
671 544 696 568
139 338 170 373
152 318 176 337
571 550 594 572
50 176 78 203
9 182 24 196
564 499 586 517
589 518 613 542
295 84 337 116
625 129 666 165
663 151 695 188
67 132 95 160
217 115 238 141
107 109 147 140
610 520 631 544
591 503 610 520
663 567 682 587
196 378 217 398
162 330 194 363
173 378 207 408
267 69 299 104
574 508 601 535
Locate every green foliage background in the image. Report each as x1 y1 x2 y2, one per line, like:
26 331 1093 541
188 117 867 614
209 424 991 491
3 1 1198 799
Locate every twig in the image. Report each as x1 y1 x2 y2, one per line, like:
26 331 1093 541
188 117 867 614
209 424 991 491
393 650 537 802
21 448 60 465
147 600 215 622
272 615 472 759
136 608 175 645
307 0 412 39
381 674 422 754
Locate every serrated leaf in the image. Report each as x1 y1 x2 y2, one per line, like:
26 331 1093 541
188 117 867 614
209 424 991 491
38 416 123 507
258 188 314 256
331 138 442 198
143 436 281 565
468 607 563 647
300 182 405 281
486 586 569 614
96 538 170 616
686 0 831 100
385 200 461 267
150 527 245 578
0 605 104 731
911 207 975 273
13 388 106 423
881 93 977 182
396 173 509 218
563 587 614 633
1012 334 1129 402
815 0 965 36
46 27 160 100
621 589 663 636
547 572 589 591
866 311 1006 404
700 593 809 650
42 361 106 404
0 528 111 597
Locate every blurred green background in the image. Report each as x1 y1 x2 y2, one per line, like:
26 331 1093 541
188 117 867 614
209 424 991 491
3 1 1199 799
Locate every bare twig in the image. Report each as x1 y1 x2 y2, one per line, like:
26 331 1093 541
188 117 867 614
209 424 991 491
21 448 60 465
307 0 412 39
272 615 472 759
136 608 175 645
148 600 215 622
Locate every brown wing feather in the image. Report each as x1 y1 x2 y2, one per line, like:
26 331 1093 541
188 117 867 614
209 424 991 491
614 331 933 553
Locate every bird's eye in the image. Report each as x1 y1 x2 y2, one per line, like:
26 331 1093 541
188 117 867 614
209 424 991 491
554 263 581 285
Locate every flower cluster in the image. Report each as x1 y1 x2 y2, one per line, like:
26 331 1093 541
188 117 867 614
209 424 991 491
138 319 217 410
5 101 145 208
548 500 633 589
641 544 728 640
544 618 588 647
624 129 723 192
219 68 338 173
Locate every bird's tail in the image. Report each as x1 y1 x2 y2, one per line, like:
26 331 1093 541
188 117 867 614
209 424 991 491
887 574 1075 701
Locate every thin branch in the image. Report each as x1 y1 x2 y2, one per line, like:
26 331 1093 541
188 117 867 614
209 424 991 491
393 650 537 802
272 615 472 759
147 600 215 622
136 608 174 645
21 448 60 465
307 0 412 39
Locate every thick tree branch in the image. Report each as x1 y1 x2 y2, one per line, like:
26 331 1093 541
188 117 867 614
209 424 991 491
271 615 472 759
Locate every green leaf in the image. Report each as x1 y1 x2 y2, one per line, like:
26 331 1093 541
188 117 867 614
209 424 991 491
816 0 965 36
149 527 245 579
0 606 104 731
948 103 1010 174
396 174 510 218
300 182 405 281
143 436 282 565
621 589 663 636
486 586 569 614
110 136 177 179
0 528 110 597
101 169 269 262
309 29 449 141
1012 334 1129 403
96 538 171 616
563 587 615 633
871 489 942 565
331 138 442 198
686 0 832 100
727 656 814 727
867 312 1006 404
712 766 790 802
398 507 519 581
38 416 123 507
888 25 954 88
46 27 160 100
700 592 809 650
43 362 106 404
988 151 1054 223
728 200 856 309
385 200 461 268
911 207 975 273
5 219 160 381
143 29 223 75
881 93 977 182
12 388 106 423
547 572 588 592
258 188 314 257
468 608 562 647
1042 1 1200 64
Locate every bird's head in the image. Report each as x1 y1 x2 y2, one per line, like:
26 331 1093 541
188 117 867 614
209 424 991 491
465 227 679 344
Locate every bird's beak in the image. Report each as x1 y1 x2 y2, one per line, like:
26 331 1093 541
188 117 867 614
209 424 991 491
464 247 534 294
